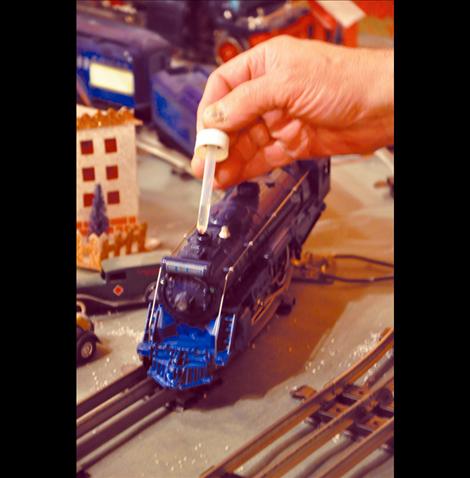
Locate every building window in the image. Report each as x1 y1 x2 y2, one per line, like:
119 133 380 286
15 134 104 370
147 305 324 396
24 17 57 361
107 190 120 204
82 167 95 182
104 138 117 153
80 140 94 155
106 165 119 180
83 193 94 207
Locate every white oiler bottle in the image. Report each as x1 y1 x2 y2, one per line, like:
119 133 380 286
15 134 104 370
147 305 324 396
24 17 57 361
194 128 229 235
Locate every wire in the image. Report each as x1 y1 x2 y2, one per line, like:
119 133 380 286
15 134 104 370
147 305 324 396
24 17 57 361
293 274 394 285
292 253 394 285
332 254 394 268
321 273 394 284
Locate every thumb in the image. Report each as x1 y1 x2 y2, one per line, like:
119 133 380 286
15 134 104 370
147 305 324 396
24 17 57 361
202 76 277 132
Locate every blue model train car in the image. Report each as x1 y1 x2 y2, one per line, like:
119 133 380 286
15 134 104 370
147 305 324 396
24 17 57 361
137 159 330 390
151 64 214 157
77 12 171 115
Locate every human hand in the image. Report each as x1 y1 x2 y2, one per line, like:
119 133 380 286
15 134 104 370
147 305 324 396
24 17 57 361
192 35 394 189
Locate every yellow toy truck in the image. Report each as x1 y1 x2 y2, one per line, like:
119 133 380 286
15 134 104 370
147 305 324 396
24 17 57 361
76 301 100 364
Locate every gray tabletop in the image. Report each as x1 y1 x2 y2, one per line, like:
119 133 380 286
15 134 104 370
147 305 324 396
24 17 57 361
77 152 394 478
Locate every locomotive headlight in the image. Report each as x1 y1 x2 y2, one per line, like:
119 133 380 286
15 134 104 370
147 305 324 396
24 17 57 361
175 291 191 312
163 274 214 324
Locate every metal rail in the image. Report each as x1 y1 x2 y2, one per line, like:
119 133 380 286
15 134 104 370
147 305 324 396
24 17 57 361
77 377 157 439
77 387 177 462
76 365 181 475
251 372 394 478
313 418 394 478
200 328 394 478
77 366 147 419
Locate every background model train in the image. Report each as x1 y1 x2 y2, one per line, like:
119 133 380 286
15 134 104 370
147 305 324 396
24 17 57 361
137 158 331 390
77 0 352 157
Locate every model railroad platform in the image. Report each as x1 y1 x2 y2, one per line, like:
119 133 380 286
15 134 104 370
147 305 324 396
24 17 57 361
77 151 394 478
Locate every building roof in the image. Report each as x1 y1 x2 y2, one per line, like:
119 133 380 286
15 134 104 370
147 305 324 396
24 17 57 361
315 1 365 28
77 106 142 131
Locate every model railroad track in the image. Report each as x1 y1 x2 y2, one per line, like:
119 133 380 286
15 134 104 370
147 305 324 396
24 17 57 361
76 366 187 475
201 328 394 478
77 330 393 477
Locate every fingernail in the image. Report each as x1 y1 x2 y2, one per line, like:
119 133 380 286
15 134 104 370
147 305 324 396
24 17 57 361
203 102 226 126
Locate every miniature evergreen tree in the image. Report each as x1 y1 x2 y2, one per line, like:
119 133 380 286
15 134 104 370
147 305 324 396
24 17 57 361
88 184 109 236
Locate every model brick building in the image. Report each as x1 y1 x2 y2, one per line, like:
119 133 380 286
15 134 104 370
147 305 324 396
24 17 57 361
76 105 142 235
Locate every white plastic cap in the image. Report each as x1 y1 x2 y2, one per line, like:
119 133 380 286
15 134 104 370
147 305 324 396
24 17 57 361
194 128 229 162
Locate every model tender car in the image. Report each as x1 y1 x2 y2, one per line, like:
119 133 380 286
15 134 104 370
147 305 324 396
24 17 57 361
77 249 171 314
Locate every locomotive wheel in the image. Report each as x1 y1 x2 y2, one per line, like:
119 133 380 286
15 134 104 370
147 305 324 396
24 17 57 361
77 334 97 363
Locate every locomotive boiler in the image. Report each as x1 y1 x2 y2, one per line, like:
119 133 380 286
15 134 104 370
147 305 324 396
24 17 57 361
137 158 330 390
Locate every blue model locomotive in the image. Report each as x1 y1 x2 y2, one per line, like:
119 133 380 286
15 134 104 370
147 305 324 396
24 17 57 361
137 159 330 390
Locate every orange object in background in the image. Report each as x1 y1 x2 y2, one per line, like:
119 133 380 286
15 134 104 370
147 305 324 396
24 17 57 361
354 0 394 42
216 0 385 64
217 39 243 63
354 1 394 19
